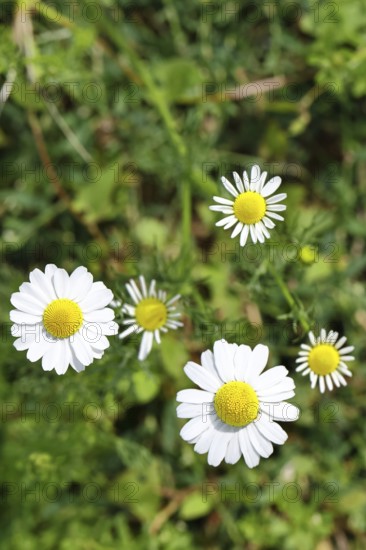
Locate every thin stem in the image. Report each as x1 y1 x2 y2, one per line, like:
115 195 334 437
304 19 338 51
266 260 311 334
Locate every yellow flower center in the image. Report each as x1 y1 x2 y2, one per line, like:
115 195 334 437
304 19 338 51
214 381 259 427
308 344 340 375
135 297 167 331
43 298 83 339
300 245 317 265
233 191 266 225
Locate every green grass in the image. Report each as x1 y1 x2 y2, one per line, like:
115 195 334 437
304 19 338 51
1 1 366 548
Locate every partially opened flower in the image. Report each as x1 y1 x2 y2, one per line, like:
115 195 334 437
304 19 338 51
177 340 299 468
296 329 354 393
10 264 118 374
119 275 183 361
209 165 286 246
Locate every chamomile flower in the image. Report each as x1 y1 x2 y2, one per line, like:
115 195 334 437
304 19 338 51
296 329 354 393
10 264 118 375
177 340 299 468
119 275 183 361
209 165 286 246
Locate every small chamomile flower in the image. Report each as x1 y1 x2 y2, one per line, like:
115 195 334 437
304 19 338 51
209 165 286 246
119 275 183 361
296 329 355 393
10 264 118 374
177 340 299 468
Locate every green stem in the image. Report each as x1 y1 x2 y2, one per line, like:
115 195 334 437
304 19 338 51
266 260 311 334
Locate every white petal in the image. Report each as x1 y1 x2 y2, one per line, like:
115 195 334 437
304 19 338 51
53 268 70 298
261 402 299 422
233 172 244 192
177 403 205 418
249 224 257 244
319 376 325 393
176 389 214 404
238 428 260 468
253 366 289 391
240 225 250 247
26 339 52 362
44 264 58 279
207 428 234 467
335 336 347 349
210 205 233 213
139 275 148 298
262 216 275 229
149 279 157 297
138 331 153 361
216 214 236 227
180 416 209 442
266 211 284 221
84 308 114 323
243 170 250 190
10 292 44 315
201 349 222 381
223 217 239 230
184 361 222 393
250 165 261 191
265 193 287 205
258 221 270 239
213 196 234 206
325 374 333 391
225 432 242 464
254 223 265 243
244 344 269 383
213 340 237 382
68 268 93 302
339 346 354 355
233 344 252 381
29 268 57 302
257 378 295 398
71 332 94 366
79 288 114 312
221 176 239 197
18 282 49 307
54 339 72 375
267 204 286 212
248 422 274 458
257 171 267 193
194 425 216 454
10 310 42 325
261 176 282 197
231 222 244 239
255 415 288 445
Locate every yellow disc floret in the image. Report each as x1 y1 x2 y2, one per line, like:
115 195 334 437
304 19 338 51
233 191 266 225
214 381 259 427
308 344 340 375
43 298 83 339
299 245 318 265
135 297 167 331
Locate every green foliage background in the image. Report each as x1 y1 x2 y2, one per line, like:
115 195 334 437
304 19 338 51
1 0 366 548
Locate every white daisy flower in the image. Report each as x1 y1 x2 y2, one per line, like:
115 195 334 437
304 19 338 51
119 275 183 361
10 264 118 375
209 165 287 246
177 339 299 468
296 329 355 393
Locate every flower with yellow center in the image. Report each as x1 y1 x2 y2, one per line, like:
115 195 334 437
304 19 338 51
209 165 287 246
296 329 355 393
177 340 299 468
10 264 118 375
119 275 183 361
